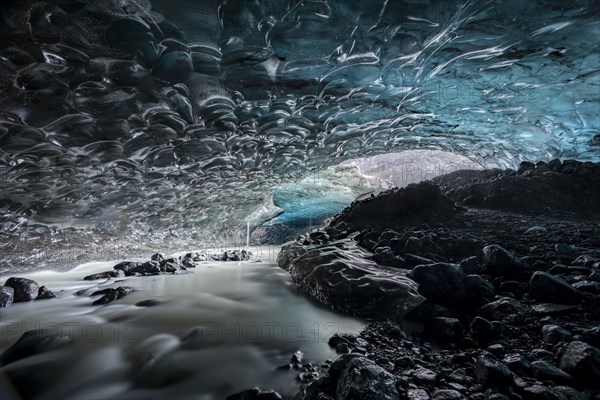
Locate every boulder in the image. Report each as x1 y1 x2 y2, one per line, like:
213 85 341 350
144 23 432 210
92 287 134 305
531 360 573 385
84 270 125 280
423 317 463 343
0 329 72 365
529 272 581 304
37 286 55 299
474 356 512 389
408 263 466 305
0 286 14 307
559 341 600 384
541 325 571 345
336 357 399 400
4 277 39 302
477 297 526 320
481 245 527 278
225 388 282 400
277 239 424 319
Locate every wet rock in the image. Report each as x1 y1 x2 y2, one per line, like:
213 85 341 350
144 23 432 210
128 261 161 276
582 327 600 347
423 317 463 343
277 239 425 319
153 50 193 83
474 355 512 389
151 253 165 262
502 354 530 375
542 325 572 345
83 270 125 280
572 281 600 295
135 299 161 307
92 287 134 305
4 277 39 302
0 286 14 307
470 317 498 342
531 360 573 385
481 245 527 278
431 390 464 400
529 272 581 304
37 286 56 299
225 388 283 400
104 17 155 53
405 254 436 269
413 367 438 387
477 297 525 320
464 274 495 308
0 329 72 365
408 263 466 305
113 261 141 274
159 258 179 273
531 303 579 316
559 341 600 384
407 389 430 400
328 353 364 381
336 357 399 400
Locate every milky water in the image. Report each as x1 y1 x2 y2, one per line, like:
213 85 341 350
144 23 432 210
0 252 366 399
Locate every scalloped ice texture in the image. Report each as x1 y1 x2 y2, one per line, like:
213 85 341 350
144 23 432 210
0 0 598 270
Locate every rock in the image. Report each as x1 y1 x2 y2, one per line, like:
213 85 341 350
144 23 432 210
407 389 430 400
135 299 161 307
225 388 282 400
408 263 466 305
502 354 530 375
531 360 573 385
328 353 364 381
373 246 397 267
531 303 579 316
92 287 134 305
529 272 581 304
526 226 547 235
405 253 436 268
572 281 600 295
0 286 14 307
474 355 512 389
477 297 526 320
431 390 464 400
463 274 495 308
470 317 498 342
481 245 527 278
413 368 438 387
128 261 161 276
335 357 399 400
113 261 141 274
277 239 425 319
151 253 165 262
541 325 571 345
559 341 600 384
423 317 463 343
159 258 179 273
0 329 72 365
521 385 563 400
4 277 39 302
551 386 586 400
83 270 125 280
582 327 600 347
37 286 56 299
486 344 505 356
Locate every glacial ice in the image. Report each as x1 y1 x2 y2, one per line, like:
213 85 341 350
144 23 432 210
0 0 598 269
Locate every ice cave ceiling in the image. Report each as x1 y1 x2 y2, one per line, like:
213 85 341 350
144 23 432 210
0 0 599 268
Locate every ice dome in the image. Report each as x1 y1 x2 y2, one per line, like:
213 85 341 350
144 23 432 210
0 0 598 270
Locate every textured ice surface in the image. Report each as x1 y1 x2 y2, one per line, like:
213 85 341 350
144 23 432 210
0 0 598 269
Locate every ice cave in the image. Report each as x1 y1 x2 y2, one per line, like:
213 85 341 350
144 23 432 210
0 1 599 399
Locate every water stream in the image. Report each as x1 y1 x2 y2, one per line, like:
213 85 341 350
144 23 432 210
0 252 366 399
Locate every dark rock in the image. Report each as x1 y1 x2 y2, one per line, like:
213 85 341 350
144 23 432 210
409 263 466 305
277 239 424 319
0 329 72 365
498 281 528 298
477 297 526 320
373 246 396 267
423 317 463 343
582 327 600 347
405 253 436 268
474 355 512 389
225 388 282 400
92 287 134 305
4 277 39 302
83 270 125 280
113 261 141 274
572 281 600 295
153 50 193 83
531 360 573 385
531 303 579 316
529 272 581 304
37 286 56 299
135 299 161 307
431 390 464 400
407 389 430 400
151 253 165 262
464 274 495 308
408 302 454 323
159 258 179 273
559 341 600 384
328 353 364 381
486 344 505 356
470 317 498 342
521 385 563 400
502 354 530 375
128 261 161 276
481 245 527 278
412 367 438 387
542 325 572 345
0 286 14 307
551 386 585 400
336 357 399 400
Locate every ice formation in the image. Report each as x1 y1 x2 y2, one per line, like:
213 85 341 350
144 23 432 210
0 0 598 269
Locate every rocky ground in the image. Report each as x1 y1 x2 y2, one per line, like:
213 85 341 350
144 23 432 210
273 160 600 400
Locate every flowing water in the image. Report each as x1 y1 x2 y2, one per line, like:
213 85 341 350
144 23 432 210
0 251 366 399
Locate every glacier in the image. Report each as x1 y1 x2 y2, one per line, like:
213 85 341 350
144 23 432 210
0 0 599 270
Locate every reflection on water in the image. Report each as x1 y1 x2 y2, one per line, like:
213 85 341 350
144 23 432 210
0 255 366 399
